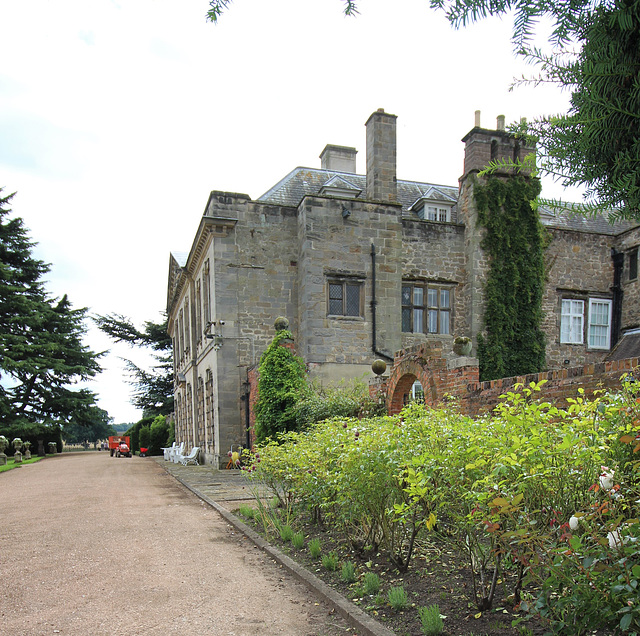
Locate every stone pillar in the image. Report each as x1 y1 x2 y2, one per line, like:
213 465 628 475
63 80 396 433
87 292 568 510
365 109 397 203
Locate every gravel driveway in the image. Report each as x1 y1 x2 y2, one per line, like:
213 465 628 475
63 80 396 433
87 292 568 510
0 453 352 636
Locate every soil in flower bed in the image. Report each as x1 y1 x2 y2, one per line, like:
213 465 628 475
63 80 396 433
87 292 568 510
240 507 548 636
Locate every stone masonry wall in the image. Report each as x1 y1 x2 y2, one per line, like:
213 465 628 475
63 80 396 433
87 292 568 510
617 226 640 331
401 218 467 351
542 227 616 368
296 195 403 365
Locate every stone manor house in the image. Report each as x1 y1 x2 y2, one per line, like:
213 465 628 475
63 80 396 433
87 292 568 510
167 108 640 467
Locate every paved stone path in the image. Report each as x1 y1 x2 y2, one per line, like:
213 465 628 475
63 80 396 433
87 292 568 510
0 453 354 636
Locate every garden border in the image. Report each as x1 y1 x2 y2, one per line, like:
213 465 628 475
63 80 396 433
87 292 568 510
171 471 396 636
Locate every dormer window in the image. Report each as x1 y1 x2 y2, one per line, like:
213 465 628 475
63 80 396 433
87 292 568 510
409 186 456 223
424 205 451 222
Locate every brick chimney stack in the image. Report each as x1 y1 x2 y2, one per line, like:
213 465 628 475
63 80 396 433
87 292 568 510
365 109 397 202
461 112 535 180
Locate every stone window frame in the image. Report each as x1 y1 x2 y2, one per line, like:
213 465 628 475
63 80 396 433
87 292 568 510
326 276 364 319
402 281 453 335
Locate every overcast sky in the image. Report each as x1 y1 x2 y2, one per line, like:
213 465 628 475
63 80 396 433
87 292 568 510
1 0 576 424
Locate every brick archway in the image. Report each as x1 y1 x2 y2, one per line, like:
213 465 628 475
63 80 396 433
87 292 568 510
386 344 443 415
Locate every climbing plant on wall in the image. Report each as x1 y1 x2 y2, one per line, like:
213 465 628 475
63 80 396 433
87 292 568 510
475 175 547 381
254 327 307 443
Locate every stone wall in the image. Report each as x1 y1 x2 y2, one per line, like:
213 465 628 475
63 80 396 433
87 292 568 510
542 227 616 368
618 226 640 331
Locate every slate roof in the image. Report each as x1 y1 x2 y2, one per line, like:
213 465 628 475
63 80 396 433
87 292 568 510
257 166 640 234
258 167 460 219
538 205 637 236
606 330 640 361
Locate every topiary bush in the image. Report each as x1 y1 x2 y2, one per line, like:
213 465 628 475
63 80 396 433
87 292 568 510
149 414 169 455
254 329 307 443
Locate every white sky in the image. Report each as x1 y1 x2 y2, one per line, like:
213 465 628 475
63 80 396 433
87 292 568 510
0 0 577 424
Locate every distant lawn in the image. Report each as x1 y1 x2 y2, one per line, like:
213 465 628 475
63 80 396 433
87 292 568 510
0 456 46 473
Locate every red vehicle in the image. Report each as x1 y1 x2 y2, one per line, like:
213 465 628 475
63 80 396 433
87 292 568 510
108 436 132 458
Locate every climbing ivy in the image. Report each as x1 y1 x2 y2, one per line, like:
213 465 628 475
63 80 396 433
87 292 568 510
254 329 307 443
475 175 547 381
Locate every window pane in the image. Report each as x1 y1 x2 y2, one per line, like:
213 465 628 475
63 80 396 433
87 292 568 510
402 286 412 305
413 286 423 306
402 307 412 332
630 249 638 280
427 206 437 220
438 208 447 222
427 288 438 308
588 300 610 348
440 289 450 309
428 309 438 333
560 298 584 344
440 310 450 334
345 284 360 316
414 308 423 333
329 283 342 300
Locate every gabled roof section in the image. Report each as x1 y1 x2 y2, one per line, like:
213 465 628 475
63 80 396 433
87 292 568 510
409 186 457 212
257 166 459 215
318 175 362 198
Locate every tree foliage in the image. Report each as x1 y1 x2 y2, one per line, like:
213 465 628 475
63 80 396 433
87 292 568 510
206 0 358 22
434 0 640 220
0 189 103 436
254 329 307 443
206 0 640 220
94 313 173 417
474 175 547 381
63 405 115 447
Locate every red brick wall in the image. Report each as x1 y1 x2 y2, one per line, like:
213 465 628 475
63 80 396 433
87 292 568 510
372 342 638 417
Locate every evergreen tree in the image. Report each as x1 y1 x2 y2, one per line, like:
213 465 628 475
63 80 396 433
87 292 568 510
254 328 307 443
0 188 102 436
94 313 173 416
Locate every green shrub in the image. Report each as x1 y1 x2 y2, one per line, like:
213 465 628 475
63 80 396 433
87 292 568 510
254 329 307 443
309 538 321 559
238 504 254 519
321 552 338 571
418 604 444 635
292 532 305 549
387 586 408 611
341 561 356 583
363 571 381 595
149 414 169 455
294 379 385 429
138 424 150 451
279 525 294 542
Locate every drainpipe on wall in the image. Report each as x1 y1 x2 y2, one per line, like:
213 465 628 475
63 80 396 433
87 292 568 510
370 243 394 362
611 248 624 347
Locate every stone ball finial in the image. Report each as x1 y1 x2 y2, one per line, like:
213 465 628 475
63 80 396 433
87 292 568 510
371 359 387 376
274 316 289 332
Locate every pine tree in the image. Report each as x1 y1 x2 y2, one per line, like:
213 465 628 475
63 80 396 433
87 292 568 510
93 313 173 416
0 188 102 436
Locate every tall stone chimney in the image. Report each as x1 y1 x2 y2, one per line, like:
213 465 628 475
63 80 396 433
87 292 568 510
320 145 357 173
365 109 397 202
